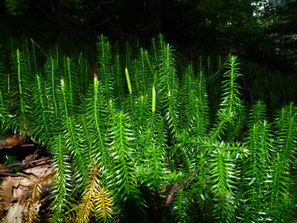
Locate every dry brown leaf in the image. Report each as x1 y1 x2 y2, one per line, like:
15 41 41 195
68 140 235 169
5 202 25 223
12 177 32 200
0 151 54 222
0 135 27 150
0 163 53 210
0 171 54 222
22 153 38 165
24 164 53 178
39 172 55 190
0 177 21 210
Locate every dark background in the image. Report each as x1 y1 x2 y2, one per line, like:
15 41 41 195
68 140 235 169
1 0 297 113
1 0 296 67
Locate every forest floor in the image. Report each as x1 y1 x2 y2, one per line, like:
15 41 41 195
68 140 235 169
0 135 53 222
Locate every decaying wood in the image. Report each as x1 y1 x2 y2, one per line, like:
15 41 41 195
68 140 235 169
0 135 27 150
165 170 198 207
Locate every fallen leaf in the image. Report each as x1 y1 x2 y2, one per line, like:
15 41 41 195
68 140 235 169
0 135 27 150
24 164 53 178
0 177 20 210
5 202 25 223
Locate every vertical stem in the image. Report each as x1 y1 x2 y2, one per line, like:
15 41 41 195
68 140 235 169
152 85 156 114
7 73 10 94
17 50 25 116
37 75 49 136
85 61 88 93
25 40 32 75
125 67 133 111
125 67 132 95
140 48 146 95
66 57 73 104
61 79 68 119
115 54 122 103
51 59 58 115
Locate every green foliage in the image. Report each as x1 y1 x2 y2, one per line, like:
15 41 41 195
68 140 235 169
97 35 114 105
49 135 72 223
248 100 267 126
275 103 297 163
1 35 297 223
84 76 109 173
10 49 32 133
209 143 238 223
137 113 167 191
31 74 53 144
241 120 275 222
108 110 144 216
171 190 192 223
210 55 244 140
180 66 209 138
59 78 89 188
157 43 179 140
0 89 10 135
5 0 29 15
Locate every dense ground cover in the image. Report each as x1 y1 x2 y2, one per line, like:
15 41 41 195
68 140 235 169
0 35 297 222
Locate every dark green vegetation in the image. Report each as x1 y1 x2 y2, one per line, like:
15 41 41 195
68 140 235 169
2 0 297 114
0 34 297 222
2 0 297 69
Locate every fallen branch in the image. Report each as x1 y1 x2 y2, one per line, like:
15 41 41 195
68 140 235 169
165 170 198 207
0 158 52 177
0 172 31 178
7 157 52 169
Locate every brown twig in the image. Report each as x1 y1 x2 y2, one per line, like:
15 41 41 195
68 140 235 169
7 157 52 169
20 144 36 148
0 157 51 178
0 172 31 178
165 170 198 207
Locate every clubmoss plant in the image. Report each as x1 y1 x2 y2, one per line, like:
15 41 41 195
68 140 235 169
0 35 296 223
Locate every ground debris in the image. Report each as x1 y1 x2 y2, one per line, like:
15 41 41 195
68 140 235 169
0 143 54 223
0 135 27 150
